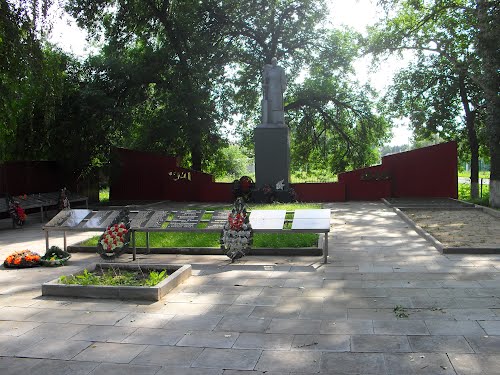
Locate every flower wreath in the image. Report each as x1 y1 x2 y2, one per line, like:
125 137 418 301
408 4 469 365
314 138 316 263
4 250 41 268
7 196 26 226
220 198 253 262
40 246 71 267
96 210 131 260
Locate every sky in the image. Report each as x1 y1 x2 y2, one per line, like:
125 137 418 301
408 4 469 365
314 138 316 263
49 0 413 146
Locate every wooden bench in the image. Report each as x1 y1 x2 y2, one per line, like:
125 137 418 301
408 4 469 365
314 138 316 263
43 208 331 263
1 192 88 225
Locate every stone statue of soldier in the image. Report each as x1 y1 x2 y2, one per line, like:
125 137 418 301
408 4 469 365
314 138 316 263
261 57 287 127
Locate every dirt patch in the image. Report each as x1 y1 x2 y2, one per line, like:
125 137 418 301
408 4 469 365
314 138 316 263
404 209 500 248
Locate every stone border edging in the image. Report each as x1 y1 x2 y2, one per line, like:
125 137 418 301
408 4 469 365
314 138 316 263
67 245 323 256
42 263 191 301
381 198 499 254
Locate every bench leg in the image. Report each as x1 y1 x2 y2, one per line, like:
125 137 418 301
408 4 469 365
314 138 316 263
63 231 67 252
146 232 150 254
323 233 329 264
45 231 49 252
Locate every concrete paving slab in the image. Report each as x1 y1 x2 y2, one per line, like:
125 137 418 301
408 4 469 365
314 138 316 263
131 345 203 366
373 320 430 335
163 314 223 331
351 334 411 352
255 350 321 373
71 324 137 342
17 337 91 360
425 320 487 335
232 332 293 350
26 307 90 323
266 318 321 334
320 352 386 374
408 335 474 353
121 327 185 346
0 334 44 356
383 353 456 375
464 335 500 353
215 316 272 333
19 322 88 340
249 304 301 319
72 341 147 364
176 330 239 348
449 354 500 375
89 362 160 375
0 319 41 336
27 359 99 375
291 334 350 351
192 348 262 370
320 319 374 334
478 320 500 335
70 310 129 325
157 368 222 375
114 312 175 328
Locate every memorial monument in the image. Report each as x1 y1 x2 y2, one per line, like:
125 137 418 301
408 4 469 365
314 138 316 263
254 57 291 196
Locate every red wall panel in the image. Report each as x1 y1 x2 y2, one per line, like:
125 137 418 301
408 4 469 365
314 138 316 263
382 141 458 198
292 182 346 202
110 142 457 202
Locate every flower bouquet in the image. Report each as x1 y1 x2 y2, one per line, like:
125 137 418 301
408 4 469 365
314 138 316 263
40 246 71 267
4 250 41 268
96 210 131 260
7 196 26 226
221 198 253 262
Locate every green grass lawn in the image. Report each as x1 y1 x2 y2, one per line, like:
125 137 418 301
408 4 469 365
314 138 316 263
81 202 322 248
458 171 490 179
458 182 490 206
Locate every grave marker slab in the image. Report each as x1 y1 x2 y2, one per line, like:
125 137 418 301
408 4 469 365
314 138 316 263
167 210 204 229
84 211 117 229
249 210 286 230
293 209 331 219
130 211 154 229
61 210 93 227
45 210 72 227
144 211 169 228
206 211 230 229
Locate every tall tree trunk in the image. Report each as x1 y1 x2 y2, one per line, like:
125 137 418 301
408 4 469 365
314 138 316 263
477 0 500 207
458 73 479 199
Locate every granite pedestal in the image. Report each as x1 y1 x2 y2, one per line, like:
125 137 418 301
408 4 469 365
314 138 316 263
254 126 290 190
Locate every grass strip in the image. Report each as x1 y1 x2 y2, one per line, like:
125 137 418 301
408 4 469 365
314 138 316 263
80 231 319 248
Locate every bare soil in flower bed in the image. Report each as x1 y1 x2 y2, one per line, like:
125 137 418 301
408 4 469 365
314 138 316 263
403 208 500 249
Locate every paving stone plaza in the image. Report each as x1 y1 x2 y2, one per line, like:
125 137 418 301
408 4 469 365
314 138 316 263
0 201 499 374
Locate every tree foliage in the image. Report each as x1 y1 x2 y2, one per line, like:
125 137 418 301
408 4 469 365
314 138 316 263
2 0 392 185
286 30 389 173
367 0 500 205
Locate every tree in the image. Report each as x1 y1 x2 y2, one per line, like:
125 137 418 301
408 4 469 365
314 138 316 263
213 3 388 173
285 29 390 174
66 0 234 171
367 0 500 206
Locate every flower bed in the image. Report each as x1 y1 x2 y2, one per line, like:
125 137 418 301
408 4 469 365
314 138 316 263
42 263 192 301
